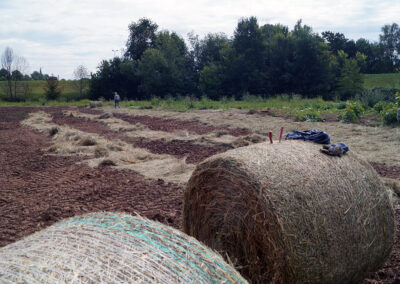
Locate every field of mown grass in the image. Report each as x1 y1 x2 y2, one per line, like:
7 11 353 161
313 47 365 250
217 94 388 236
0 80 83 102
363 73 400 89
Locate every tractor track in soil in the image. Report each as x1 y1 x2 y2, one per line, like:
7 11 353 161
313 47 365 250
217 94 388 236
0 106 399 283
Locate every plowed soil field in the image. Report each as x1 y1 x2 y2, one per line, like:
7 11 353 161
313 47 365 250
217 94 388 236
0 106 399 283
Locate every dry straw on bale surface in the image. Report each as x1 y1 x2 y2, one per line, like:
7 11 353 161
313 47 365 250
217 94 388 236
184 140 395 283
0 212 247 284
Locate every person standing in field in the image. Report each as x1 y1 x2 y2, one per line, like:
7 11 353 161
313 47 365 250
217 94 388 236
114 92 120 108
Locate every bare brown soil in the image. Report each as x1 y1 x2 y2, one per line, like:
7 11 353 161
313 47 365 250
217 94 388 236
0 107 183 248
0 106 399 283
372 162 400 181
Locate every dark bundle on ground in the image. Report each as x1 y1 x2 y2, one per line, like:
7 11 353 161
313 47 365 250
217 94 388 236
184 141 395 283
0 212 247 283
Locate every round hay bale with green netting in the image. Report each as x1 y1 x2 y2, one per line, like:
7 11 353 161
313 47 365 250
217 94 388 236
183 141 395 283
0 212 247 284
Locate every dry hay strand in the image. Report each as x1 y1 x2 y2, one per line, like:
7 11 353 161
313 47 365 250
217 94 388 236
230 134 265 149
0 212 247 284
183 140 395 283
94 146 109 158
98 112 113 119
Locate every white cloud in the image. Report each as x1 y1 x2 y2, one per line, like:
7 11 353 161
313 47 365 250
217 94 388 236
0 0 399 79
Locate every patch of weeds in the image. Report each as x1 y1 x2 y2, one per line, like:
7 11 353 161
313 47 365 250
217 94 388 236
336 102 347 109
339 101 364 123
373 101 389 113
380 92 400 125
380 103 399 125
295 108 324 122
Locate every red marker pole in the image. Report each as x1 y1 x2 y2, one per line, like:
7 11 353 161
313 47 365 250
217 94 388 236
268 131 273 144
279 126 284 143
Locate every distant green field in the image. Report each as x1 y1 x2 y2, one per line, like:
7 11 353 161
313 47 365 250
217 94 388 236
0 80 83 101
363 73 400 89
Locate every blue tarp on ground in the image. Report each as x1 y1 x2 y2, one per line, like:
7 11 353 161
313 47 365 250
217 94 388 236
285 130 330 144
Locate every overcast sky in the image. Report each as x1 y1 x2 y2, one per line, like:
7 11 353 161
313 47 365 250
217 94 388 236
0 0 399 79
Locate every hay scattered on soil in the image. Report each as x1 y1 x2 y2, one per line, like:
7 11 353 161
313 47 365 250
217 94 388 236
114 107 400 167
98 112 113 119
94 146 109 158
71 110 262 149
184 140 395 283
22 111 195 184
0 212 247 283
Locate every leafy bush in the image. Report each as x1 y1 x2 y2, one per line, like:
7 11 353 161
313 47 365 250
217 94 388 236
340 108 358 122
295 108 324 122
339 101 364 122
380 103 398 125
336 102 347 109
380 92 400 125
373 101 389 113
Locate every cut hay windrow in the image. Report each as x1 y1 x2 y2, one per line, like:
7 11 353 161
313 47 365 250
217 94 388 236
0 212 247 284
113 112 250 136
21 111 195 183
184 141 395 283
69 109 264 154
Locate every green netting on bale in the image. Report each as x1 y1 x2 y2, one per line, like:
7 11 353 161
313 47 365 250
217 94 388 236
0 212 247 284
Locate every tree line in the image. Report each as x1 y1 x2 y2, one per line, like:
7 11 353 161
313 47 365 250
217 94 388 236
90 18 400 101
3 18 400 102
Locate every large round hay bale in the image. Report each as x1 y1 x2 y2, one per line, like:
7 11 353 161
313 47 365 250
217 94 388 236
183 141 395 283
0 212 247 284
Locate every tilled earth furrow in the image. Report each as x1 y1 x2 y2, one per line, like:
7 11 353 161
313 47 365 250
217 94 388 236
0 107 184 248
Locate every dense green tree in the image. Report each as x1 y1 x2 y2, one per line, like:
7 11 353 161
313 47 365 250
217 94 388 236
0 68 7 80
31 71 44 80
230 16 267 96
90 57 140 100
136 31 196 98
322 31 348 54
125 18 158 61
11 70 23 81
190 33 230 74
335 50 363 99
291 21 334 97
379 23 400 70
322 31 357 57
